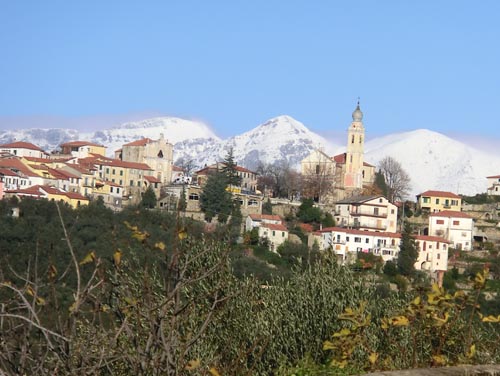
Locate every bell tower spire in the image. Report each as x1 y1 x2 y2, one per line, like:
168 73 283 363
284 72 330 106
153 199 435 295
344 100 365 189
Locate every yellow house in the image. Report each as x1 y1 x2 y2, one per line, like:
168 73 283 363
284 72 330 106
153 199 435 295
60 141 107 158
416 190 461 213
4 185 89 208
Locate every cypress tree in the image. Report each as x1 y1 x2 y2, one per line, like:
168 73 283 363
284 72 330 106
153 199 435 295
397 221 418 276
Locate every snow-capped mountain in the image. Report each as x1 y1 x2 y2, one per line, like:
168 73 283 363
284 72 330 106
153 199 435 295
1 115 499 197
364 129 500 197
90 117 220 154
173 115 337 170
0 128 80 152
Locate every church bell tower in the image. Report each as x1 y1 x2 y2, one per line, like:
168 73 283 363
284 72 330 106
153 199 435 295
343 100 365 189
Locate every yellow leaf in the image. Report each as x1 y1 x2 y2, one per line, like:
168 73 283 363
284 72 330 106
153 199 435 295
432 354 447 366
184 359 200 370
155 242 166 250
368 352 379 365
132 232 148 242
323 340 336 350
467 344 476 359
411 296 421 306
390 315 409 326
432 312 450 326
481 315 500 323
209 368 221 376
48 264 57 279
333 328 351 337
178 228 187 240
381 318 389 330
36 296 46 306
113 250 122 267
69 302 76 313
330 359 348 369
26 285 35 297
80 251 96 265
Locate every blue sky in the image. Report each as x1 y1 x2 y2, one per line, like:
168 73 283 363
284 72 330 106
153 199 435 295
0 1 499 142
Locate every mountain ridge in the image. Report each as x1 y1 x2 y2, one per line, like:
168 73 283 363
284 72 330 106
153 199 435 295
1 116 498 197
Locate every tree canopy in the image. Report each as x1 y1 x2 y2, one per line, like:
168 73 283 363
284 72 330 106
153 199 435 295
378 156 411 202
199 170 233 223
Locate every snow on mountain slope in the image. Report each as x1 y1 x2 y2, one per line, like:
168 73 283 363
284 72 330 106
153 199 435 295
91 117 220 154
172 115 338 170
364 129 500 197
0 128 80 152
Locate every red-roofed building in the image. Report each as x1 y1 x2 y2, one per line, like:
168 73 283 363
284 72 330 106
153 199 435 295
245 214 282 231
0 158 44 187
0 141 49 159
194 162 258 193
486 175 500 196
59 141 106 158
428 210 473 250
416 190 462 213
311 227 448 284
4 185 89 208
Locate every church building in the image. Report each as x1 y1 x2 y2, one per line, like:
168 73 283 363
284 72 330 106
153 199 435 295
301 102 375 204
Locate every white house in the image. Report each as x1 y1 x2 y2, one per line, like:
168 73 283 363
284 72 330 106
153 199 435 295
258 223 289 251
428 210 474 251
334 195 398 233
245 214 283 232
0 141 49 159
414 235 449 274
313 227 401 264
486 175 500 196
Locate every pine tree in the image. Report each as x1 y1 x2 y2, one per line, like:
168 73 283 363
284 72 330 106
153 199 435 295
221 147 242 187
374 169 389 198
199 171 232 223
141 186 157 209
397 221 418 276
228 199 242 244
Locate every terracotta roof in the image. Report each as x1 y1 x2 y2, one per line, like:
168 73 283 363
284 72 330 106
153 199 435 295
298 223 314 233
235 165 256 174
123 138 153 147
429 210 472 219
23 156 54 163
487 175 500 179
5 185 45 197
60 141 104 148
0 141 46 152
0 158 41 178
318 226 402 238
0 168 19 177
336 195 383 204
97 159 153 170
414 235 451 243
65 191 89 200
261 223 288 232
48 167 79 180
417 190 461 199
249 214 282 222
172 165 184 172
144 175 161 183
332 153 373 167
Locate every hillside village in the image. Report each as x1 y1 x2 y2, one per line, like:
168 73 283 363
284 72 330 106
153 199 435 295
1 103 500 287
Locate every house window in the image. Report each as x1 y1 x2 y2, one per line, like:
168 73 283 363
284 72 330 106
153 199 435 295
351 135 355 143
437 254 441 260
354 237 361 243
436 198 440 204
272 231 276 236
346 236 350 241
423 197 430 203
189 193 199 200
436 219 444 224
106 168 109 174
130 180 134 186
391 209 395 214
248 199 258 206
453 220 460 225
282 232 285 237
374 207 379 215
110 187 114 193
112 169 116 175
120 170 123 176
365 238 369 244
315 164 320 174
